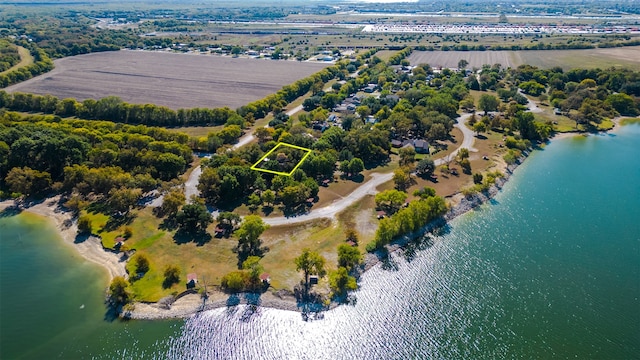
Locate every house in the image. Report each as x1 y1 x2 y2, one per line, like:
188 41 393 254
260 273 271 285
186 273 197 289
391 139 403 148
413 139 429 154
364 84 377 93
328 114 338 123
114 237 125 250
377 210 387 219
366 115 377 124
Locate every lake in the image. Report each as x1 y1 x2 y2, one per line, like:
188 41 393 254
1 124 638 359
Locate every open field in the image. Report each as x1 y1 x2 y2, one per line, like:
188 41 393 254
409 50 519 69
5 50 329 110
517 47 640 71
409 46 640 70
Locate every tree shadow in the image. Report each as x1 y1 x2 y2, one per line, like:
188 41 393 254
104 213 135 232
74 233 90 244
282 204 309 218
235 246 269 268
162 277 180 289
104 304 120 322
158 217 179 231
475 134 488 140
0 206 21 218
261 205 273 216
173 229 212 246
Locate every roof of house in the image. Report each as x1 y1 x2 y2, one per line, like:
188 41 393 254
115 237 125 243
259 273 270 281
187 273 197 282
414 139 429 149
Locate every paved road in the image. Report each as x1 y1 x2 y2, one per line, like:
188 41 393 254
262 115 477 225
262 172 394 226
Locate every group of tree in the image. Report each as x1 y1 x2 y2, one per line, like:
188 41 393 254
369 194 447 252
0 113 191 213
0 41 54 88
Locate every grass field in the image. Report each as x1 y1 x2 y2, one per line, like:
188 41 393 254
408 46 640 70
5 50 330 110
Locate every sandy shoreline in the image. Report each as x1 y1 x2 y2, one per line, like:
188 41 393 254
1 123 630 320
0 197 127 281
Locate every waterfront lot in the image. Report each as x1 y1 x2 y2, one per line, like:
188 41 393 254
6 50 330 109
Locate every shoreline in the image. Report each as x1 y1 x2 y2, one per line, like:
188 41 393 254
0 125 625 320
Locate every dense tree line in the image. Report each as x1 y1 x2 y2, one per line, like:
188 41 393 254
368 195 447 251
0 41 21 72
0 113 190 199
0 42 54 88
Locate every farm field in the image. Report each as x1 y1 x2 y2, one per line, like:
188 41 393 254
408 50 519 69
5 50 330 110
516 46 640 71
408 46 640 70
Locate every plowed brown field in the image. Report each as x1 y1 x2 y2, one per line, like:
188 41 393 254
6 50 330 109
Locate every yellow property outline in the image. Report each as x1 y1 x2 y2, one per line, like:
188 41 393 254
250 142 313 176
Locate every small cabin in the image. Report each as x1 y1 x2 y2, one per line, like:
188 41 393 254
260 273 271 285
186 273 197 289
114 237 125 250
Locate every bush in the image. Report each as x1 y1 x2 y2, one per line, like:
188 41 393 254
221 270 250 293
163 265 180 288
77 215 92 234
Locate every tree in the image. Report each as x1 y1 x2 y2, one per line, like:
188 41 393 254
413 186 436 199
415 157 435 178
473 121 487 136
235 215 269 259
175 202 213 234
393 167 412 192
108 276 130 305
478 94 499 115
457 148 470 160
329 267 357 298
5 166 52 197
261 189 275 207
606 93 638 116
77 215 92 234
375 189 408 214
473 173 484 184
337 243 362 270
295 249 326 288
348 157 365 175
457 59 469 70
247 193 261 212
133 253 150 274
398 146 416 167
242 256 264 288
108 187 141 214
163 265 180 288
160 189 185 218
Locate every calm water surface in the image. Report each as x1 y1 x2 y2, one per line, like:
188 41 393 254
1 125 639 359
